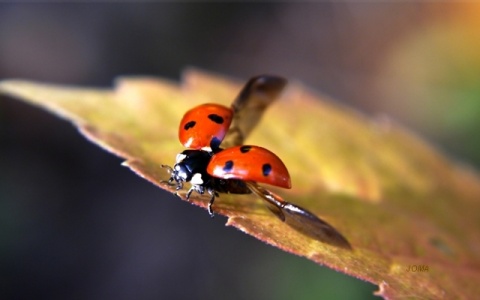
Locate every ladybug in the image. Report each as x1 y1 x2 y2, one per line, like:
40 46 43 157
166 101 291 215
163 75 351 249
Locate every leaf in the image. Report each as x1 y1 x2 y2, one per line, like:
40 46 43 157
2 69 480 299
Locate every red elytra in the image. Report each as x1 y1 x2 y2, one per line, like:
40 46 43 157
178 103 233 150
207 145 291 189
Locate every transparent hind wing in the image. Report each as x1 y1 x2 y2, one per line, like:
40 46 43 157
221 76 287 149
246 181 286 221
246 182 352 249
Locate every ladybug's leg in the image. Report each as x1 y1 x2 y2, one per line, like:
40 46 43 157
185 184 204 201
186 187 194 200
207 188 217 218
175 181 184 191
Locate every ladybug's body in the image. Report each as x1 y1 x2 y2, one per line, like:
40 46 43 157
172 94 292 214
171 148 251 204
163 75 352 249
170 143 290 214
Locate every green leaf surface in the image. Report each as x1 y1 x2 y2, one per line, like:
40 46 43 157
2 70 480 299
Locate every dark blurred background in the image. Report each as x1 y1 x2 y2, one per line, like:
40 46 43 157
1 3 479 300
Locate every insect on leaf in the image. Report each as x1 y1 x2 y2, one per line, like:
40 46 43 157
1 69 480 299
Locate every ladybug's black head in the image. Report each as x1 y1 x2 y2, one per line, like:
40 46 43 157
171 149 213 185
172 161 191 183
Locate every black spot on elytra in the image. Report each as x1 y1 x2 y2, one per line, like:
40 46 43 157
208 114 224 124
184 121 196 130
223 160 234 172
240 145 251 153
210 137 221 151
262 163 272 176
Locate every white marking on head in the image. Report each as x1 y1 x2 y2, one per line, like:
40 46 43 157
191 173 204 185
201 146 212 152
176 153 187 163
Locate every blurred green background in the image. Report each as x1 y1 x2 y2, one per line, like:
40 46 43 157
1 3 479 300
